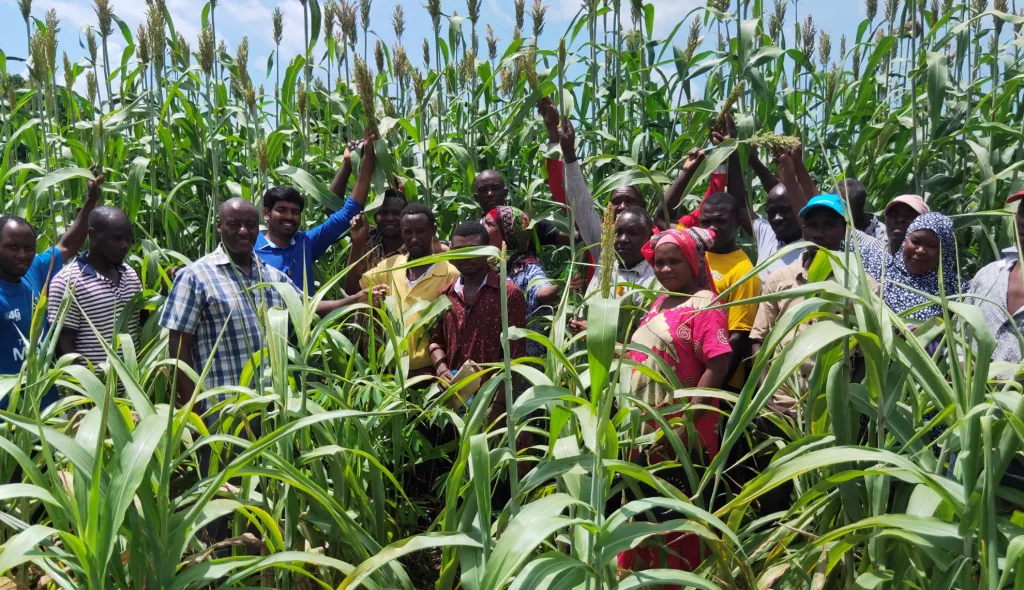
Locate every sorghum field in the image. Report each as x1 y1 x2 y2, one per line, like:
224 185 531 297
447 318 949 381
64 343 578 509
1 0 1024 588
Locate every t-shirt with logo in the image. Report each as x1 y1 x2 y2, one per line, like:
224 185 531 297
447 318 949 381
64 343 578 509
0 248 63 379
705 248 762 389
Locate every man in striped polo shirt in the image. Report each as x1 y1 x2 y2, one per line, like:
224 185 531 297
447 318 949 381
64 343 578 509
48 206 143 371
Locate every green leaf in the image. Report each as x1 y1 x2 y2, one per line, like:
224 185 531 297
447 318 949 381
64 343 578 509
338 533 481 589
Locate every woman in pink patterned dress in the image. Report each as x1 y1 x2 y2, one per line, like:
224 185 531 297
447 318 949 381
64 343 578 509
618 227 731 578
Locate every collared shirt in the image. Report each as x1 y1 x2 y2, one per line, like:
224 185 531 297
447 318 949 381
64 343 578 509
751 250 878 406
583 259 659 308
159 245 297 392
0 248 62 379
752 218 803 281
47 256 142 369
431 269 527 372
360 253 461 370
254 196 364 294
967 250 1024 367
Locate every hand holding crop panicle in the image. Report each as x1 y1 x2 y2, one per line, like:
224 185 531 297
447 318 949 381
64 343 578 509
350 214 370 245
537 96 560 142
558 118 578 164
682 149 706 174
362 129 377 163
362 283 388 306
710 112 735 147
88 165 106 203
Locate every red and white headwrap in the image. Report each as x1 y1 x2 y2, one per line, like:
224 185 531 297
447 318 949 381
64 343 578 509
642 227 717 294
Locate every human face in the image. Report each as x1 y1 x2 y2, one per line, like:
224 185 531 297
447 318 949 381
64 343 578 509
609 187 644 217
0 222 37 282
90 221 133 267
613 212 651 268
264 200 303 241
375 197 404 238
218 205 260 257
700 202 737 252
401 213 436 259
450 234 490 277
885 203 919 255
653 241 695 294
481 214 503 247
902 229 941 276
765 187 802 243
802 208 846 251
473 171 508 213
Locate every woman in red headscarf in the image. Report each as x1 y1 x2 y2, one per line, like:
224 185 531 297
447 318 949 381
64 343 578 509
618 227 732 578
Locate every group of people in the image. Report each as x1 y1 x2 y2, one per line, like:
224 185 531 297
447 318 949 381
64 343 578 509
1 102 1022 573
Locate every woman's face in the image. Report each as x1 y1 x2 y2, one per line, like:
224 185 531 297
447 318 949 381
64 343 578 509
481 214 503 248
653 241 694 293
902 229 941 275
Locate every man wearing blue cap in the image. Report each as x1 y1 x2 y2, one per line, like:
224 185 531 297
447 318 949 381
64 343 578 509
749 193 872 409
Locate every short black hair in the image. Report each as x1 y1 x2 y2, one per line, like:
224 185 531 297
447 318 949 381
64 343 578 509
401 202 436 225
384 187 408 203
88 206 131 231
703 192 740 215
836 178 867 207
452 220 489 246
612 185 644 203
617 206 653 231
262 186 305 212
0 215 36 240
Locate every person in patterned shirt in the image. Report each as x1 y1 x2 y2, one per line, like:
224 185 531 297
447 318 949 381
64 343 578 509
161 198 384 409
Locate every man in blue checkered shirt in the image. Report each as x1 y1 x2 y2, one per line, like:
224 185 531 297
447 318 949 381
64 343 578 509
160 198 386 408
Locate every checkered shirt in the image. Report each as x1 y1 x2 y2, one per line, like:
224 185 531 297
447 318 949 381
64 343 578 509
159 245 298 392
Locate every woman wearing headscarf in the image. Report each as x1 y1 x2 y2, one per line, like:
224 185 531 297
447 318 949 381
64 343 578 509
871 212 961 322
483 206 559 314
618 227 731 578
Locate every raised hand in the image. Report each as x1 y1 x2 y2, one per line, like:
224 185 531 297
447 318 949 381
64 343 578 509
711 112 736 146
350 213 370 245
558 118 578 164
87 165 106 203
537 97 560 141
682 149 706 175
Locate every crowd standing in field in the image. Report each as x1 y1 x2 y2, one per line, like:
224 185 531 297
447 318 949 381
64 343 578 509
1 100 1022 577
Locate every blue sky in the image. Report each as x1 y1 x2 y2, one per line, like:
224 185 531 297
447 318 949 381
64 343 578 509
0 0 867 99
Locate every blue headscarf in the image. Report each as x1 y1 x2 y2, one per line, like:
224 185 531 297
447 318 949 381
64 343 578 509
877 212 961 322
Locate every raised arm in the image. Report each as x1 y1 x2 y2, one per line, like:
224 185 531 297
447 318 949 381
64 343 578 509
776 152 810 215
328 142 356 200
790 144 818 200
748 146 779 192
664 150 706 215
345 213 372 296
57 167 104 262
307 134 377 259
558 119 604 248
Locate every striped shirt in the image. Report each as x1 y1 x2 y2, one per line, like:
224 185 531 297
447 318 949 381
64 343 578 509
159 245 298 396
47 257 142 369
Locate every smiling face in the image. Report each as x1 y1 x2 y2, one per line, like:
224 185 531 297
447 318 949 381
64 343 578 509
375 196 405 238
401 213 436 260
885 202 920 254
473 171 508 213
613 212 651 268
218 201 261 257
802 207 846 251
902 228 941 276
0 220 37 282
765 185 802 243
264 200 303 242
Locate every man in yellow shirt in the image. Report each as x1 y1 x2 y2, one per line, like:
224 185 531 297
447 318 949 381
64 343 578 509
352 203 460 375
699 192 762 390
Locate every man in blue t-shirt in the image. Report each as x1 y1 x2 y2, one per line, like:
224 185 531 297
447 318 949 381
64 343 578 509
0 170 105 410
255 133 377 294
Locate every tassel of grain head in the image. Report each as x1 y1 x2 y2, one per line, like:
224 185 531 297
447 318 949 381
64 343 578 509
375 39 385 73
86 70 97 106
486 25 498 61
255 137 269 174
354 55 378 135
62 52 74 94
86 27 99 63
392 4 405 41
531 0 547 39
273 7 284 46
198 26 214 77
177 33 190 69
599 202 616 299
514 0 525 30
422 38 431 68
716 80 744 130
